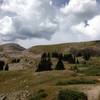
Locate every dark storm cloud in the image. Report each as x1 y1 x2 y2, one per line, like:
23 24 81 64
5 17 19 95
0 0 3 5
96 0 100 4
52 0 70 7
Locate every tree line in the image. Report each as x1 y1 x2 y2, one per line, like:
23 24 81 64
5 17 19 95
0 61 9 71
36 52 65 72
36 51 91 72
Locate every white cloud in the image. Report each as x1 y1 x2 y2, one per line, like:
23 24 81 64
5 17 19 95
0 0 100 47
72 15 100 39
0 16 14 34
61 0 97 14
0 0 58 41
52 0 100 42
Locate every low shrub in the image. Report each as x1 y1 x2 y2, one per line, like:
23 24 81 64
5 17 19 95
56 78 97 85
29 89 48 100
57 89 87 100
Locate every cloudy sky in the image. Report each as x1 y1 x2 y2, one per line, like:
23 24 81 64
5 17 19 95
0 0 100 48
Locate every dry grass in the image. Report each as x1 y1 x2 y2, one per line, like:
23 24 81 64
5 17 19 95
29 41 100 54
0 66 100 99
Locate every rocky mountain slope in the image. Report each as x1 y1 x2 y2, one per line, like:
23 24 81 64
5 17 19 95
0 43 25 53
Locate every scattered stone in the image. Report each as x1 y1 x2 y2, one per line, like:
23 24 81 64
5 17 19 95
0 95 7 100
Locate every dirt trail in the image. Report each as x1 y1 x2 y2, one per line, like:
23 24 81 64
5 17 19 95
86 85 100 100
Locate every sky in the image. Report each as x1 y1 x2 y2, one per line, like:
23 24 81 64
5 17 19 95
0 0 100 48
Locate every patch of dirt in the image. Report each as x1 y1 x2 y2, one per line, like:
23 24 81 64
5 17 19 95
86 85 100 100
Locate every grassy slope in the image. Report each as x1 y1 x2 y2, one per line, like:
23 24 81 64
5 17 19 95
29 40 100 54
0 40 100 99
0 68 100 99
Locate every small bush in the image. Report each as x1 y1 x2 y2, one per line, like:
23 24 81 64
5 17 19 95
57 89 87 100
29 89 48 100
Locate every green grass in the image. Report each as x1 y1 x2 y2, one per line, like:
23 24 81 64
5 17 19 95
72 57 100 76
71 64 90 73
56 78 98 86
81 67 100 76
76 64 89 68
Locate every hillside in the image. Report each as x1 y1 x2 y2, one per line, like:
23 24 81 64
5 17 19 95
29 40 100 55
0 40 100 100
0 43 25 53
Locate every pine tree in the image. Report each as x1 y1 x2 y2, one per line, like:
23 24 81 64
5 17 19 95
47 53 50 58
76 59 79 64
55 59 65 70
0 61 5 70
83 51 91 61
5 64 9 71
73 56 76 63
47 57 52 70
42 52 47 59
58 53 63 60
36 52 52 72
63 53 75 64
52 51 59 58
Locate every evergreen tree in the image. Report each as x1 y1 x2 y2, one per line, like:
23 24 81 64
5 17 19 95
58 53 63 60
36 52 52 72
47 57 52 70
55 59 65 70
76 59 79 64
41 52 47 59
83 51 91 61
63 53 76 64
47 53 50 58
5 64 9 71
52 51 59 58
73 56 76 63
0 61 5 70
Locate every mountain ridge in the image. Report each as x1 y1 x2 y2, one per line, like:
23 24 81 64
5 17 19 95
0 43 25 52
28 40 100 55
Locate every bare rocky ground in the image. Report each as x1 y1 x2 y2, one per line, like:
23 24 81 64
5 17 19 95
0 90 30 100
0 84 100 100
87 86 100 100
0 48 39 71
